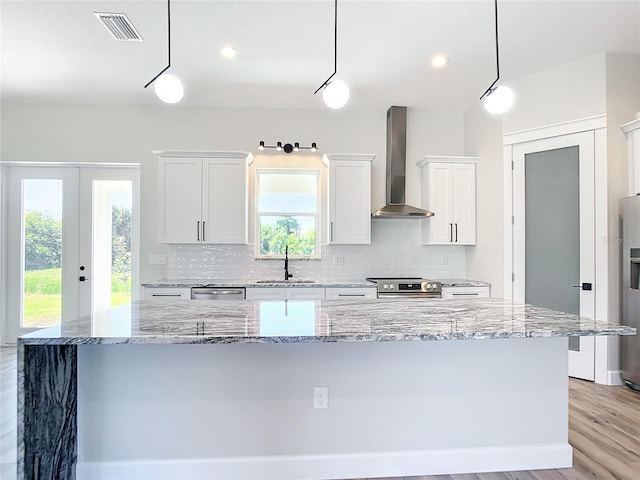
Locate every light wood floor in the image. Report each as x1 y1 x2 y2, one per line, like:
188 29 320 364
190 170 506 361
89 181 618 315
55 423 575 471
1 346 639 479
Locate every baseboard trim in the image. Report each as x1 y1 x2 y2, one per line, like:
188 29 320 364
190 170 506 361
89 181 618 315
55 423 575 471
77 444 573 480
608 370 624 386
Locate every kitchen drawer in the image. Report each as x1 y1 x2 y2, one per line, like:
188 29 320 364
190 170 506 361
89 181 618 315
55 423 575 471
325 287 377 300
142 287 191 300
441 286 490 299
285 288 325 300
245 288 286 300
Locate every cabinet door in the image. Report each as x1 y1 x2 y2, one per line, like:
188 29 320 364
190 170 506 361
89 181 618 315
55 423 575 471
202 158 248 244
245 288 286 300
328 161 371 244
143 287 192 300
452 164 476 245
325 287 377 300
158 157 203 243
441 286 490 299
426 163 454 244
285 288 325 300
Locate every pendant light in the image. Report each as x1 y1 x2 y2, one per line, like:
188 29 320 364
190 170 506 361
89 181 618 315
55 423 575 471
144 0 183 104
314 0 349 109
479 0 513 114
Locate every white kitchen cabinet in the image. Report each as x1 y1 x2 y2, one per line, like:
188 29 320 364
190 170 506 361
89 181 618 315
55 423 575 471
246 287 326 300
323 154 375 244
285 288 326 300
245 288 286 300
417 156 477 245
142 287 191 300
156 151 253 244
441 286 490 299
325 287 377 300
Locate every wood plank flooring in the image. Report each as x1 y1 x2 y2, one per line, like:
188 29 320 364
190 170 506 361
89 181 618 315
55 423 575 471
1 345 639 479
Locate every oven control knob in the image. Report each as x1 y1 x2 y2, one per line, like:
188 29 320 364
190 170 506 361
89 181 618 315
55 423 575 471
427 283 433 289
389 284 394 290
383 284 389 289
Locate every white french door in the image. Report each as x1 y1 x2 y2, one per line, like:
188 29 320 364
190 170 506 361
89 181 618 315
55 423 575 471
512 131 596 381
5 165 139 342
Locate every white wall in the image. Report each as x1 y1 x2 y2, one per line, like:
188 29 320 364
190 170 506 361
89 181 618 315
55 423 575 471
503 53 607 133
604 52 640 369
463 107 504 296
0 104 466 283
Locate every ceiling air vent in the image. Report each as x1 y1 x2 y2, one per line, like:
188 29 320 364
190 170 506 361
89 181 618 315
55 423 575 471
94 12 143 41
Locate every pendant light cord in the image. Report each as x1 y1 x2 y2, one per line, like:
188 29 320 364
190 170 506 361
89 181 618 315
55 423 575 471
314 0 338 95
480 0 500 100
144 0 172 88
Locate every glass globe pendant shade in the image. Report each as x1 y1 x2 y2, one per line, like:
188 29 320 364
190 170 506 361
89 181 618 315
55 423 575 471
154 74 184 104
483 85 514 114
322 80 350 109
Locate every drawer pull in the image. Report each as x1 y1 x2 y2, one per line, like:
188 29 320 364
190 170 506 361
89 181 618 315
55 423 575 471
337 294 366 297
452 293 479 296
151 294 182 297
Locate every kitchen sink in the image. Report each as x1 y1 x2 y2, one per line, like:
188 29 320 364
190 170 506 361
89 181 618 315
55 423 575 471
255 280 316 283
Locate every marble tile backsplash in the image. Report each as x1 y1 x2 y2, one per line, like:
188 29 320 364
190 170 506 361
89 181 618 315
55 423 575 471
166 220 466 280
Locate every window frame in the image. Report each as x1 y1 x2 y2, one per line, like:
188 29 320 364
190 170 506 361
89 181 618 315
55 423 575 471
254 168 321 260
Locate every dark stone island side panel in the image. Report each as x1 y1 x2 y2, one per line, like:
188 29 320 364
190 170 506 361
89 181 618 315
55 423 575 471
18 344 78 480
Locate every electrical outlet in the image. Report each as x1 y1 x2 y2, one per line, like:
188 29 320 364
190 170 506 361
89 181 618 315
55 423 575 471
149 254 167 265
333 255 344 265
440 255 448 265
314 386 328 409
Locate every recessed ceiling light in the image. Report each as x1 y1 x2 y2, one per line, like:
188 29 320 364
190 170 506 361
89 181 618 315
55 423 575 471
221 46 238 59
431 55 449 68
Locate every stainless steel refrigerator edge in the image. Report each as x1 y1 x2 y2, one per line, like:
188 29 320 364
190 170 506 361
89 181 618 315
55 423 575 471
622 195 640 390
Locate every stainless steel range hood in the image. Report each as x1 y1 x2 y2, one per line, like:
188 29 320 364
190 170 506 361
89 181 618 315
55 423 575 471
371 106 434 219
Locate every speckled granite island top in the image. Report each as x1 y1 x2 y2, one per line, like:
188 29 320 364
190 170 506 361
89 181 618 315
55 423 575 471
141 279 374 288
19 297 635 345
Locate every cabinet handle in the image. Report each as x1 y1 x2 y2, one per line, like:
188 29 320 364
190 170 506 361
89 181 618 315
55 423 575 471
455 223 458 242
338 294 366 297
451 293 479 296
151 294 182 297
202 221 206 242
449 223 453 242
197 221 200 241
330 222 334 242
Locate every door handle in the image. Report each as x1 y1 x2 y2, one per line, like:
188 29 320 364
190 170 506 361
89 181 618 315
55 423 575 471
455 223 458 242
573 283 592 291
79 276 87 282
197 221 200 241
449 223 453 242
330 222 334 242
202 221 206 242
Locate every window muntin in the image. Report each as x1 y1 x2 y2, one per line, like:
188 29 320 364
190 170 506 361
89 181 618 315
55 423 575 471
255 169 320 258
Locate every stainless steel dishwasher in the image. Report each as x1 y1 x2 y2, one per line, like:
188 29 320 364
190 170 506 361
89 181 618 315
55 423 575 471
190 287 246 300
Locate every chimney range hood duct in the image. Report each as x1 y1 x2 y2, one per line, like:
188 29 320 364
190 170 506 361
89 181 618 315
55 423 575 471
371 106 434 219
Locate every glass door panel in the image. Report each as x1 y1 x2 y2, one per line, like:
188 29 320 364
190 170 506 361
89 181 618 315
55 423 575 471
92 180 133 314
22 179 64 328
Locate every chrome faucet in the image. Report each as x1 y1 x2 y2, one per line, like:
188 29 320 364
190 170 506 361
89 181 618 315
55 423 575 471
284 245 293 281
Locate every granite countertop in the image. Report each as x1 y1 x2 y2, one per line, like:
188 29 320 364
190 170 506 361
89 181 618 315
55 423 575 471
19 298 635 346
438 279 491 287
141 279 374 288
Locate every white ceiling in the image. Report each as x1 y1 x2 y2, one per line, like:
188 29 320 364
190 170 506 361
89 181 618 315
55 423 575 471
2 0 639 112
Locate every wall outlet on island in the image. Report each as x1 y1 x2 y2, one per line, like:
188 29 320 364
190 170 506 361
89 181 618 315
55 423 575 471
440 255 448 265
314 386 328 409
333 255 344 265
149 254 167 265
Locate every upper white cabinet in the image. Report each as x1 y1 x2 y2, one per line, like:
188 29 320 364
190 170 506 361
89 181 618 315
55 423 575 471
156 151 253 244
417 156 477 245
323 154 375 244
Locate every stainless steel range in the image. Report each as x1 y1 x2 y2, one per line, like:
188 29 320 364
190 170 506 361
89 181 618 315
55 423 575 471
366 277 442 299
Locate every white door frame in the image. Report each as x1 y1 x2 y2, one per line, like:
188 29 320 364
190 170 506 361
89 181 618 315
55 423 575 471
503 115 611 384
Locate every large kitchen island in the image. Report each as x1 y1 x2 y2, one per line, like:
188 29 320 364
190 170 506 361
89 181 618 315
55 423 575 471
17 298 636 480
